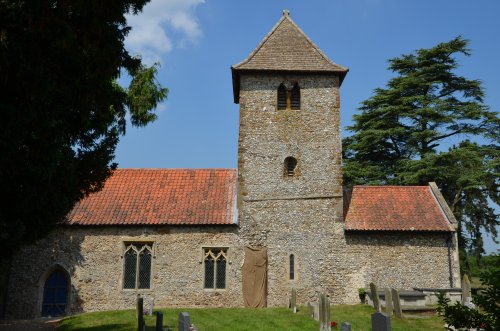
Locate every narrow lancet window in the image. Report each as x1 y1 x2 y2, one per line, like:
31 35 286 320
289 254 295 280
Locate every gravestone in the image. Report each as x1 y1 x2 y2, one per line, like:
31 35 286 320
391 289 403 318
319 294 326 331
145 298 155 315
340 322 351 331
178 312 191 331
136 297 145 331
290 288 297 313
319 293 331 331
384 288 393 316
370 283 381 312
308 302 314 318
313 301 319 321
155 312 163 331
371 311 391 331
326 295 331 331
462 274 472 304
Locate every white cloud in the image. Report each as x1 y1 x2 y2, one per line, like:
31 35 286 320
125 0 205 65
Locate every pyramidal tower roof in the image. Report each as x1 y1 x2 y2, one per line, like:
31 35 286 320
232 10 348 102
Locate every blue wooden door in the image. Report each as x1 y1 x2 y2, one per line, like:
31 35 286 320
41 270 68 316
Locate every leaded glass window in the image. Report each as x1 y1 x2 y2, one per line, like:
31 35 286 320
123 243 153 289
203 248 227 289
289 254 295 280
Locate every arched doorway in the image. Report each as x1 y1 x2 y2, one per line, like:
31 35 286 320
41 268 69 316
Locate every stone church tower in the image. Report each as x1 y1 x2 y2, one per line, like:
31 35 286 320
232 10 351 306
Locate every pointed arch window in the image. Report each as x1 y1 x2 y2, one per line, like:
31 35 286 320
123 243 153 289
277 83 301 110
284 157 298 177
204 248 228 289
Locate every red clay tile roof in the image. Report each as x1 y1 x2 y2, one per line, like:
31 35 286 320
344 186 454 232
66 169 237 226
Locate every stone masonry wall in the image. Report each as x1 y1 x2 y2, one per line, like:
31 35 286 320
6 71 461 317
345 232 461 291
236 73 355 305
6 226 243 318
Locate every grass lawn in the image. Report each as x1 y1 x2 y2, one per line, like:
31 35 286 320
57 304 445 331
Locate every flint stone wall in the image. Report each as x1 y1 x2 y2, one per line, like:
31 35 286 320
345 232 461 291
6 225 242 318
236 73 356 305
6 72 461 318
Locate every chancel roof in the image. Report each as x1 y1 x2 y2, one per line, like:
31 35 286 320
66 169 236 226
344 184 456 232
231 10 348 103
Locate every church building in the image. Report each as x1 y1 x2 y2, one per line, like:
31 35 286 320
6 11 460 318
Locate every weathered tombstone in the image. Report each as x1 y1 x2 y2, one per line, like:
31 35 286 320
391 289 403 318
340 322 351 331
384 288 393 316
290 288 297 313
371 311 391 331
462 274 472 304
313 301 319 321
319 294 326 331
325 295 331 331
308 302 314 318
370 283 381 312
319 293 331 331
155 312 163 331
178 312 191 331
136 297 144 331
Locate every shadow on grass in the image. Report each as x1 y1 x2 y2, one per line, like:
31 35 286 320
58 324 132 331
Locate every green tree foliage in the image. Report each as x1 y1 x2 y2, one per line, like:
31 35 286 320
343 37 499 270
437 255 499 331
0 1 168 255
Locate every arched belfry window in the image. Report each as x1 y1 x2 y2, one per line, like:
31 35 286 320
277 83 301 110
289 254 295 280
291 83 300 110
277 83 287 110
284 157 298 177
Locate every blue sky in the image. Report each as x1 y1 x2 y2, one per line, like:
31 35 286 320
116 0 499 253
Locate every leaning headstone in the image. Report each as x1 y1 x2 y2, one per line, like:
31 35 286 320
371 311 391 331
462 274 472 304
290 288 297 313
137 297 144 331
155 312 163 331
370 283 381 312
391 289 403 318
178 312 191 331
384 288 393 316
340 322 351 331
